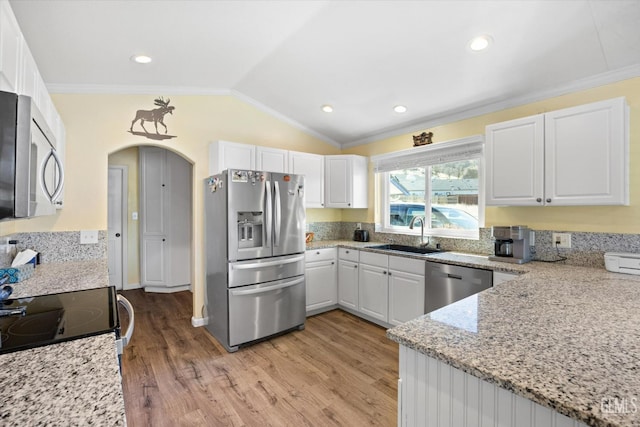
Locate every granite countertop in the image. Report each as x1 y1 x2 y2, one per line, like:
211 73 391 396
0 334 126 426
387 263 640 427
0 259 126 426
9 259 110 298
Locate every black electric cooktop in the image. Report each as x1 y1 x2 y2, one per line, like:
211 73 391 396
0 286 119 355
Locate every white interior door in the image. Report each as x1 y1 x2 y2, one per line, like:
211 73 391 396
108 166 127 290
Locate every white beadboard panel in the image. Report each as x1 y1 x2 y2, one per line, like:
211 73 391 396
398 346 588 427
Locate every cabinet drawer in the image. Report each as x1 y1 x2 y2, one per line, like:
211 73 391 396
338 248 359 262
389 255 424 275
359 251 388 267
306 248 337 263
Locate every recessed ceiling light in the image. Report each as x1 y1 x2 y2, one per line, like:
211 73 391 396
394 105 408 113
321 105 334 113
469 35 492 52
131 54 152 64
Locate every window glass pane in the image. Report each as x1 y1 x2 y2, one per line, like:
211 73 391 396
388 168 425 227
430 159 479 230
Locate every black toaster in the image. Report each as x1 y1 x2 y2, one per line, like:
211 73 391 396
353 229 370 242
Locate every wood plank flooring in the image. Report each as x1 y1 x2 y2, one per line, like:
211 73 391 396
119 290 399 427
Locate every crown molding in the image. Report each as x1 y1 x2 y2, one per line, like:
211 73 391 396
46 63 640 150
46 83 231 96
342 64 640 149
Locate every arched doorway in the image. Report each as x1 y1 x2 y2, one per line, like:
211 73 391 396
107 145 193 294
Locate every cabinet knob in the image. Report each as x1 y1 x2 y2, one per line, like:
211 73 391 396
316 251 320 254
348 203 351 206
162 238 166 242
383 271 387 275
345 250 349 253
546 198 552 203
536 198 542 203
354 265 358 269
115 233 121 237
388 271 392 276
331 261 335 265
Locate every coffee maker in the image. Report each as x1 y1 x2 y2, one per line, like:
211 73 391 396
489 225 532 264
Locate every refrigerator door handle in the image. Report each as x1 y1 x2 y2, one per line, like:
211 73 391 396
231 255 304 271
230 277 304 296
265 180 272 248
274 180 281 247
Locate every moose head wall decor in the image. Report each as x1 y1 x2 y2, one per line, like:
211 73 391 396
129 97 177 140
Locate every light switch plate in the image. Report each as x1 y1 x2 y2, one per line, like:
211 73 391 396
132 212 138 220
80 230 99 244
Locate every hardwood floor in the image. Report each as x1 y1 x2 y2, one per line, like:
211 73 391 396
119 290 399 426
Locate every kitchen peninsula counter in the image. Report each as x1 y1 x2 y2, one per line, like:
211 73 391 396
387 262 640 427
0 259 126 426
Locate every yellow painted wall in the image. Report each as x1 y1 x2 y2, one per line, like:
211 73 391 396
345 77 640 233
5 93 339 320
108 147 140 286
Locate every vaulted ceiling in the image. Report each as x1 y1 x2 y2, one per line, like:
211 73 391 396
10 0 640 147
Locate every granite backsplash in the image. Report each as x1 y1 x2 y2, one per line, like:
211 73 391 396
0 231 107 267
3 226 638 269
308 222 640 268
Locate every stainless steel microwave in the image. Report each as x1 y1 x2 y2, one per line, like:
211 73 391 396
0 90 64 221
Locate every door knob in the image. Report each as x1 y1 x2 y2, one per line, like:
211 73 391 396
115 233 121 237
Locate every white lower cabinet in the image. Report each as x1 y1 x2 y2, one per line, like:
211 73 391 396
336 248 427 326
358 251 389 322
338 248 359 310
305 248 337 314
388 256 425 326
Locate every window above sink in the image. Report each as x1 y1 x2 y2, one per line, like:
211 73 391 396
371 135 485 240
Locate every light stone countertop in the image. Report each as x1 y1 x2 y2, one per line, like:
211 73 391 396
308 240 640 426
0 259 126 426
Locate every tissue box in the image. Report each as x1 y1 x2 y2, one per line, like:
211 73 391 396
0 263 35 283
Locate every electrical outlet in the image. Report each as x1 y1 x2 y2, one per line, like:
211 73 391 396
552 232 571 248
132 212 138 220
356 223 362 230
80 230 99 244
529 230 535 246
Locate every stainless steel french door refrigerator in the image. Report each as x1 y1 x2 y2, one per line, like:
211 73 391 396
204 170 306 352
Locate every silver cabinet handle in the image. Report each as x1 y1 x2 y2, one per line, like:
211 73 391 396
546 198 552 203
536 198 542 203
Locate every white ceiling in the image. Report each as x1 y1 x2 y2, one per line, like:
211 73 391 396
9 0 640 147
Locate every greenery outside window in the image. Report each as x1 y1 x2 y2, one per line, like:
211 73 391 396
372 136 484 239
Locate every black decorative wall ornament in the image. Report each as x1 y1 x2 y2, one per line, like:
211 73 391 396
129 97 176 140
413 131 433 147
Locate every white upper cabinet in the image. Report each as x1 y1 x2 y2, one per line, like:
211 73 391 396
289 151 324 208
0 0 21 93
255 146 288 173
0 0 64 152
325 155 368 208
209 140 255 174
544 98 628 206
486 97 629 206
486 115 544 206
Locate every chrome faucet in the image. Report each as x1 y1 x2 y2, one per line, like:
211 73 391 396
409 216 430 247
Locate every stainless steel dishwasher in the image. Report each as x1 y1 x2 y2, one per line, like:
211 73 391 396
425 261 493 313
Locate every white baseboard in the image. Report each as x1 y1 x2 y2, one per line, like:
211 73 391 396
143 284 191 294
192 316 208 327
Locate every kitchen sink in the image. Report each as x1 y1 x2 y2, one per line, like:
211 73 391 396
366 244 444 255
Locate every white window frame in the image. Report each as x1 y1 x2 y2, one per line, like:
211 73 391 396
372 135 485 240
